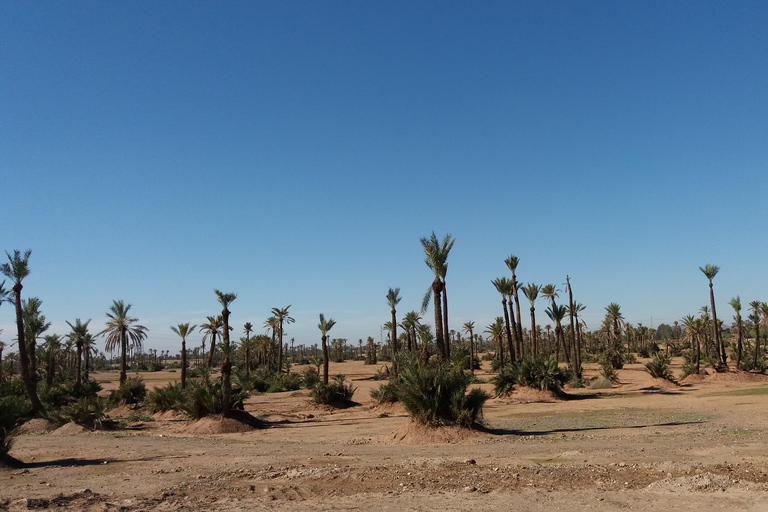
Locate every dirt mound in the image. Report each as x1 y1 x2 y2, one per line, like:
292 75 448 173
681 373 705 384
15 418 58 435
708 371 768 383
388 422 486 445
107 404 141 417
645 472 757 492
511 387 561 403
152 409 186 421
645 378 681 391
181 411 266 435
49 422 92 436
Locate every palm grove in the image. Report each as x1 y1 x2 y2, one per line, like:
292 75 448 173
1 243 767 462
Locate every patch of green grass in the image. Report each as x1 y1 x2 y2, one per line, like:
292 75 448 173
496 408 710 433
725 387 768 396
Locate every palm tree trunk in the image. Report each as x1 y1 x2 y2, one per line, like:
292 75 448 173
278 322 284 373
76 342 82 386
502 298 515 362
469 327 475 375
735 314 742 369
207 333 216 368
442 282 450 360
181 338 187 389
530 307 537 358
433 278 446 361
120 329 127 385
512 284 524 352
506 298 519 360
221 309 232 416
709 282 725 365
322 335 330 384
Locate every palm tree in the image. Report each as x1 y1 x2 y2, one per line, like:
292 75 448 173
386 288 402 357
66 319 91 386
683 314 704 374
462 321 476 374
1 250 42 411
604 303 625 343
485 317 505 367
565 276 581 377
171 323 196 389
522 283 542 358
22 297 50 378
400 311 421 353
82 333 97 380
492 277 516 362
214 290 237 415
729 297 743 369
42 334 61 386
545 304 568 364
420 232 455 361
318 314 336 384
504 255 524 347
568 302 587 375
200 315 223 368
99 300 148 385
271 306 294 373
700 265 725 365
242 322 254 376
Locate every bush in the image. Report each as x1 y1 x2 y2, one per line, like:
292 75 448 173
267 372 303 393
0 392 31 457
110 376 147 405
396 358 488 427
512 356 568 392
739 355 768 373
679 362 699 380
60 396 108 428
146 383 185 413
233 370 269 393
311 375 356 405
589 376 614 389
370 381 399 404
491 365 516 396
301 367 320 388
645 353 674 381
175 378 248 419
599 356 619 383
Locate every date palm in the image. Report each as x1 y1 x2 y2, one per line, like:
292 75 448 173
1 250 42 411
200 315 223 368
492 277 516 362
22 297 50 378
386 288 402 357
171 323 196 389
242 322 254 376
485 317 505 367
729 297 743 368
682 314 704 374
700 265 725 365
545 304 568 364
462 321 476 374
99 300 148 385
271 306 294 373
42 334 61 386
215 290 237 415
504 255 524 347
66 319 91 386
400 311 421 353
318 314 336 384
420 232 455 361
522 283 542 358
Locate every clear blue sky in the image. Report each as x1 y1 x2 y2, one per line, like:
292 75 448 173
2 1 767 354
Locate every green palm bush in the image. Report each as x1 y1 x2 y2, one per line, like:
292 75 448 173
0 391 31 458
512 356 568 392
60 396 107 428
109 376 147 405
311 374 356 405
370 381 399 404
396 357 488 427
645 353 674 381
146 383 185 413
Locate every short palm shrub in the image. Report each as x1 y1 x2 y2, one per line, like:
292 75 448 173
60 396 108 428
146 382 185 413
645 353 674 381
233 369 269 393
511 356 568 392
109 376 147 405
176 378 248 419
267 372 303 393
396 358 488 427
301 367 320 388
311 375 356 405
599 355 619 383
491 365 516 396
370 381 399 404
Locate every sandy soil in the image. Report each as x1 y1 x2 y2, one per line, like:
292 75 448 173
2 358 768 511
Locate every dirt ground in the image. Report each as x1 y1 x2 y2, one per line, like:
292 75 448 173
2 357 768 511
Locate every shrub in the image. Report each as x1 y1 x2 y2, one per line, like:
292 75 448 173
267 372 303 393
491 365 516 396
233 370 269 393
176 378 248 419
645 353 674 381
146 383 185 413
511 356 568 392
370 381 399 404
679 362 698 380
739 355 768 373
589 376 614 389
599 356 619 383
110 376 147 405
60 396 107 428
450 345 472 371
0 392 31 457
311 375 356 405
301 367 320 389
396 358 488 427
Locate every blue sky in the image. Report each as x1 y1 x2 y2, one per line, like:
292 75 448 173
2 1 767 354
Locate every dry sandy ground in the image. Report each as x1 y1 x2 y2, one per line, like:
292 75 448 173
2 358 768 511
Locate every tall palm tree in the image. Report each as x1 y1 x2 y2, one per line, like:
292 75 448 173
504 255 524 347
386 288 402 357
318 314 336 384
242 322 254 376
400 311 421 353
485 317 505 367
271 306 294 373
420 232 455 361
214 290 237 415
66 319 91 386
682 314 704 374
545 304 568 364
1 250 42 411
604 303 625 342
700 265 725 365
200 315 223 368
462 321 476 374
729 297 743 369
22 297 50 378
492 277 516 362
99 300 148 385
522 283 542 358
171 323 196 389
565 276 581 377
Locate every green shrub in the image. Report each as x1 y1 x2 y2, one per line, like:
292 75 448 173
511 356 568 392
266 372 303 393
60 396 107 428
146 383 185 413
370 381 399 404
589 376 614 389
233 370 269 393
0 392 31 456
739 355 768 373
311 375 356 405
645 353 674 381
599 356 619 383
110 376 147 405
396 358 488 427
175 378 248 419
301 367 320 388
679 362 699 380
491 365 516 396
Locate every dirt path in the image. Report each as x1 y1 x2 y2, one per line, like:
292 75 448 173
2 360 768 511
